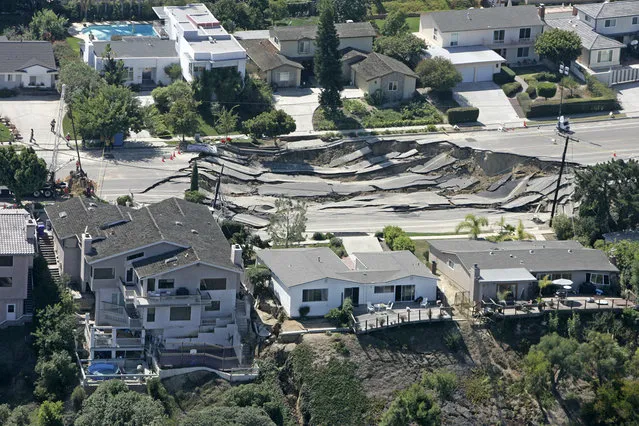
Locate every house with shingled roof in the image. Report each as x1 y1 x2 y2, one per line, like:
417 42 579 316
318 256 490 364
45 197 251 371
0 40 57 89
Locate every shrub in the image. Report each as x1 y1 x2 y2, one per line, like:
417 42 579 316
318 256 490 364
71 386 86 412
380 383 441 426
331 245 347 258
447 107 480 124
444 330 463 352
312 232 326 241
464 370 492 404
364 89 384 106
537 82 557 99
298 306 310 318
375 231 384 238
517 92 533 115
116 195 132 206
423 369 458 401
501 66 516 80
184 190 206 204
329 237 343 248
525 97 618 118
343 99 368 117
586 74 616 98
525 85 537 98
427 124 438 132
0 88 18 98
392 235 415 252
383 225 404 247
325 298 354 326
501 81 522 97
535 71 561 82
492 68 515 85
552 214 574 240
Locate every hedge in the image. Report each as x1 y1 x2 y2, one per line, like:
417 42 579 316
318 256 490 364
448 107 480 124
525 85 537 98
535 71 561 83
502 81 522 97
525 97 618 118
537 82 557 99
493 69 515 85
502 66 516 80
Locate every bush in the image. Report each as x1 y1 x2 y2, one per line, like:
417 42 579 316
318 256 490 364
0 88 18 98
298 306 310 318
343 99 368 117
392 235 415 252
427 124 438 132
329 237 343 248
586 74 616 98
312 232 326 241
537 82 557 99
535 71 561 82
325 298 354 327
423 369 458 401
116 195 132 206
517 92 533 115
493 68 515 85
364 89 384 106
444 330 463 352
383 225 404 247
552 214 574 240
71 386 86 412
525 85 537 98
184 190 206 204
501 66 516 80
447 107 480 124
525 97 618 118
501 81 522 97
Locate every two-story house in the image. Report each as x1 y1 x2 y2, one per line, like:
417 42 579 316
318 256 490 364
0 209 36 326
419 6 545 82
45 197 249 370
83 3 246 85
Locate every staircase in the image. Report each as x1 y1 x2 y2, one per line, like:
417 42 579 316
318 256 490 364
38 233 61 284
23 268 34 315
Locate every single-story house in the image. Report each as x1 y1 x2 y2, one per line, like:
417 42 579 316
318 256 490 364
239 39 304 88
0 40 57 89
428 239 618 303
256 247 438 317
342 50 417 102
424 45 505 83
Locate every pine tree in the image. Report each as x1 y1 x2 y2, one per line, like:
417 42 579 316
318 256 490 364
314 0 343 114
190 161 199 192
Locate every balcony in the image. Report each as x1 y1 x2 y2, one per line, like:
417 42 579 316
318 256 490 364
483 36 536 46
135 288 212 307
85 322 144 351
118 278 140 302
101 300 142 328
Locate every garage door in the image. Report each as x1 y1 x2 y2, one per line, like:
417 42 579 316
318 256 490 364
460 67 475 83
475 65 494 82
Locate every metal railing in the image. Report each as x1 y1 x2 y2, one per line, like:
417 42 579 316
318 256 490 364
119 278 140 301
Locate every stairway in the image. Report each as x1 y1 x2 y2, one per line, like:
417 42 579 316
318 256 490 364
23 268 34 315
38 233 61 284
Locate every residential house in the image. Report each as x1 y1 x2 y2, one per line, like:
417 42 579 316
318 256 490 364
83 3 246 85
257 247 438 317
419 6 545 82
0 209 36 325
239 39 304 88
45 197 250 368
428 239 619 304
573 0 639 45
0 41 57 89
342 50 417 102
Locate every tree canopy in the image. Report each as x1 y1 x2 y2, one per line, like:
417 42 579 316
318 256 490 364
382 10 409 36
101 44 127 86
243 109 296 140
59 61 105 105
0 146 48 203
455 214 488 239
334 0 369 23
181 406 275 426
534 28 582 65
167 97 200 143
374 33 426 68
29 9 67 41
416 57 463 92
314 0 343 113
268 197 307 247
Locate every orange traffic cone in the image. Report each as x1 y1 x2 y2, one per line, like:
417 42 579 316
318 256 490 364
523 120 527 128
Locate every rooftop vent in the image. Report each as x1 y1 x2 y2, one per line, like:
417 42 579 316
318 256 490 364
175 221 183 226
88 207 94 211
529 250 534 254
568 249 573 253
165 257 178 264
509 254 513 258
489 251 494 255
191 229 199 234
59 211 67 219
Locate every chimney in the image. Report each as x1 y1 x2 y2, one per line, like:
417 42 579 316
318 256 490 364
572 6 578 16
26 218 36 240
81 232 93 255
538 4 545 21
431 260 437 275
231 244 243 268
472 263 481 303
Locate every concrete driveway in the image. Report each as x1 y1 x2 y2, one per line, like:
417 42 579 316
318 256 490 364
453 82 520 125
273 87 364 134
616 82 639 117
0 95 61 149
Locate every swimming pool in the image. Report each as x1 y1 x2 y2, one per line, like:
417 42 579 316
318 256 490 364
82 23 157 41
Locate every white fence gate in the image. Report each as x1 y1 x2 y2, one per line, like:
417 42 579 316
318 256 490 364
610 67 639 85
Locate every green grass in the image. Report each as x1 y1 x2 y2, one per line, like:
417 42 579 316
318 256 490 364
405 231 461 237
274 16 320 26
412 239 430 265
62 113 80 140
196 113 219 137
66 36 82 55
373 16 420 32
0 123 11 142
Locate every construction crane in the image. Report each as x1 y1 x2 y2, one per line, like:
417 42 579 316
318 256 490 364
49 84 66 184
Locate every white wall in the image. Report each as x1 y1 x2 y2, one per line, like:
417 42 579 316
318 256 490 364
94 55 177 85
588 48 621 69
593 15 639 36
0 254 32 323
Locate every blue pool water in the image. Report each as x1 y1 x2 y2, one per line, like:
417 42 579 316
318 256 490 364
87 363 119 376
82 23 156 41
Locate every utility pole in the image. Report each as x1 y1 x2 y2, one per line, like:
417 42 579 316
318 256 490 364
550 132 579 226
68 106 84 176
212 164 224 210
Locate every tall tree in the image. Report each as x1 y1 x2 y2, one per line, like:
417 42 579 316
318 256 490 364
334 0 369 22
382 10 409 36
578 331 628 388
455 214 489 239
101 44 127 86
374 33 426 68
534 28 582 65
190 161 199 192
59 61 105 105
29 9 68 41
268 197 307 247
214 105 238 139
163 63 182 82
314 0 343 114
0 146 48 203
167 97 200 144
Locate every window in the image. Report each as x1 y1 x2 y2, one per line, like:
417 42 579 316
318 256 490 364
536 273 572 281
125 67 134 81
374 285 394 294
170 306 191 321
205 301 221 311
126 252 144 261
29 76 36 85
158 279 174 289
0 277 12 287
493 30 505 43
274 36 279 45
279 71 290 82
7 304 15 313
589 273 610 285
200 278 226 291
447 259 455 269
397 285 415 302
604 19 616 28
433 28 438 40
147 278 155 292
146 308 155 322
634 17 639 25
450 32 458 46
517 47 530 58
597 49 613 63
93 268 114 280
585 15 592 23
7 74 12 82
388 81 398 91
302 289 328 302
519 28 531 40
126 268 134 282
0 256 13 267
298 39 310 54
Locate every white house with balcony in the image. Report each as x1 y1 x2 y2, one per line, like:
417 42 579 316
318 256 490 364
83 3 246 85
257 247 438 318
45 197 251 371
418 5 545 82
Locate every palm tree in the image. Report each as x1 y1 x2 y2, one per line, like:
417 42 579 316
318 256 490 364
455 214 489 239
538 275 552 298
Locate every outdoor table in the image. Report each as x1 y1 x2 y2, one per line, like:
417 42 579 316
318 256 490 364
374 303 386 312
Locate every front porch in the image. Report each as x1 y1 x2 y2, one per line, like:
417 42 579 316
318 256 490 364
353 301 453 334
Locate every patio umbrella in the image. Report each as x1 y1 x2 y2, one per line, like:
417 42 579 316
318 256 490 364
552 278 573 287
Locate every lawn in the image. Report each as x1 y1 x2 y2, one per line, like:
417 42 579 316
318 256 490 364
373 16 420 32
412 239 430 265
196 113 219 137
62 113 79 140
0 123 11 142
66 36 82 55
274 16 320 26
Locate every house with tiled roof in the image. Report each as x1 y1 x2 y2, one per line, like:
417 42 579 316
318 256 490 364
0 209 36 325
0 40 57 89
45 197 250 371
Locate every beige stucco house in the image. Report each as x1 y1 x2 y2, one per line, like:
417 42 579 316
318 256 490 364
239 39 304 88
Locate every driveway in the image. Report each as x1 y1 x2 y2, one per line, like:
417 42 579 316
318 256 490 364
0 95 61 149
453 82 520 126
616 82 639 118
273 87 364 134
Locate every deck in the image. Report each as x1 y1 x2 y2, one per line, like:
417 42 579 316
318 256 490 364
353 302 453 334
480 296 633 319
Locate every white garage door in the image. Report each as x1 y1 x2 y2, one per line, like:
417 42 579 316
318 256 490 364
475 65 494 82
460 67 475 83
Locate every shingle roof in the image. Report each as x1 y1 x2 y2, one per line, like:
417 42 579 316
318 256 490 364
270 22 376 41
424 6 543 32
575 0 639 19
257 248 435 288
545 16 625 50
92 38 177 58
0 209 35 255
351 52 417 80
239 39 303 71
428 239 618 274
45 197 236 274
0 41 57 73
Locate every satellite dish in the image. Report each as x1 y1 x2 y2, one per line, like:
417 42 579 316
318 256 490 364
631 40 639 46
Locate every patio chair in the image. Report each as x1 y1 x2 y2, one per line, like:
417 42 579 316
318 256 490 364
386 302 394 311
367 303 375 314
420 298 429 308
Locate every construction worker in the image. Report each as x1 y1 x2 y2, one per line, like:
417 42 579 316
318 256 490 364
29 129 34 143
50 119 56 133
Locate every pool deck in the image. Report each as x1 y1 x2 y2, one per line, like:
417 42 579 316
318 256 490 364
69 21 155 43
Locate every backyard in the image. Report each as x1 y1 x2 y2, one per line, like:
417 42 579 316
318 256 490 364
0 123 11 142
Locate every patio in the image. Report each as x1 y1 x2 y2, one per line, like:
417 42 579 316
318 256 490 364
478 296 633 319
353 301 454 334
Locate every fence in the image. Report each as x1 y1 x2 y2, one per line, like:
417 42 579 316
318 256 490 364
156 344 240 370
